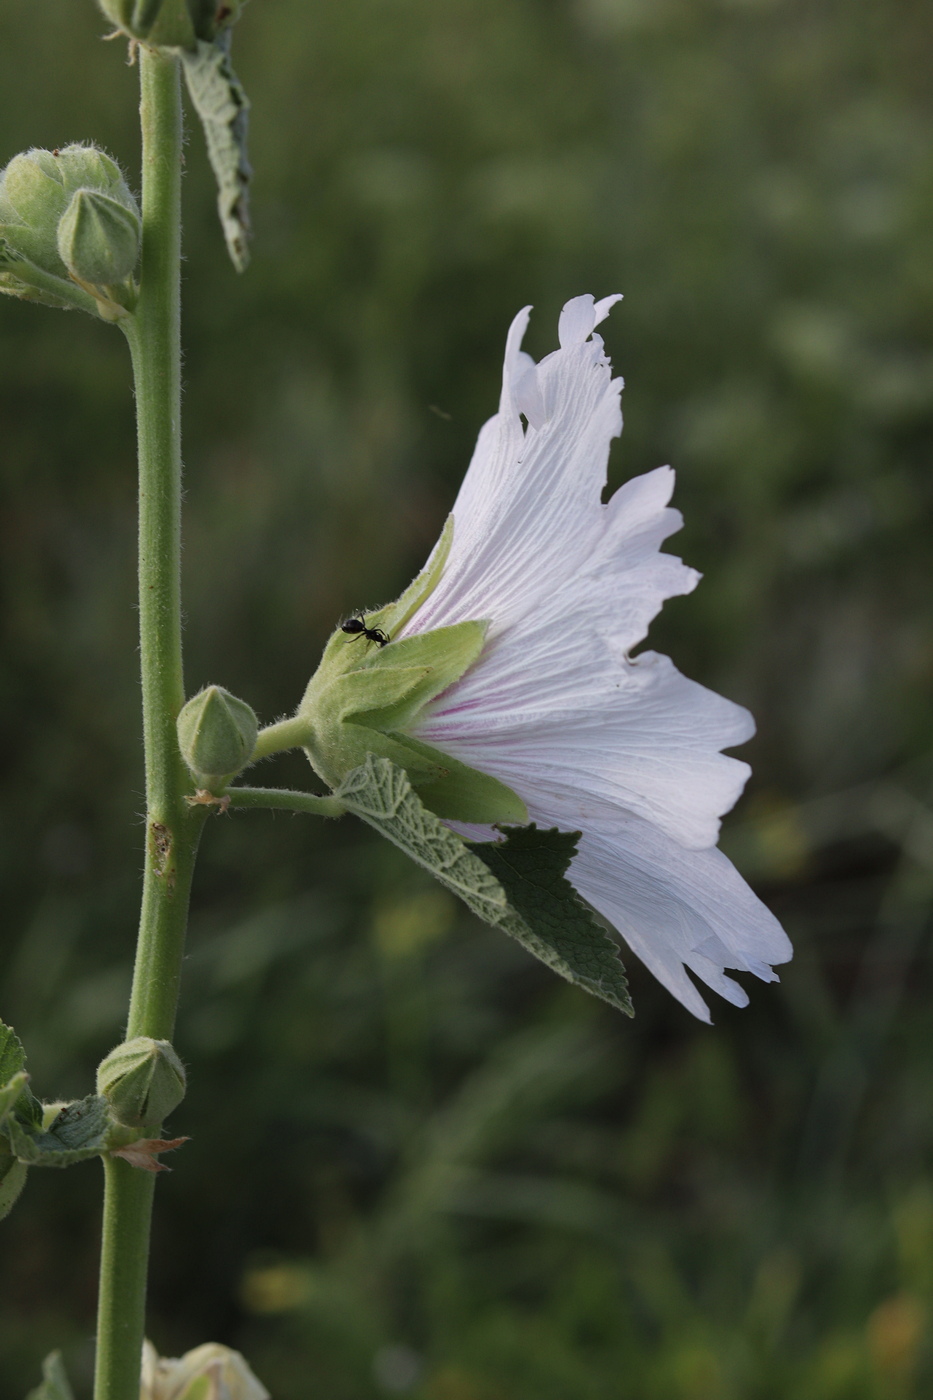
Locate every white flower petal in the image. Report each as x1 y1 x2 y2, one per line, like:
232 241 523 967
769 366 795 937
398 294 790 1018
416 653 753 850
564 805 792 1022
557 292 624 348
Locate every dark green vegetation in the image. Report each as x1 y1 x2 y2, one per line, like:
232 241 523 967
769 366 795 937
2 0 933 1394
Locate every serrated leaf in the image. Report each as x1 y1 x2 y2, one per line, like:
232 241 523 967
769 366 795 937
0 1071 31 1126
473 826 632 1015
336 756 632 1014
26 1350 74 1400
181 35 251 271
0 1021 42 1130
6 1094 113 1168
0 1020 26 1084
0 1150 27 1221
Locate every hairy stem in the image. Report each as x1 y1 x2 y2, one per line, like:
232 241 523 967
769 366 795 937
94 49 205 1400
251 714 312 762
227 785 346 817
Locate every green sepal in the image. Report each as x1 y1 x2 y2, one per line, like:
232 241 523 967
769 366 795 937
179 1378 212 1400
26 1351 75 1400
376 731 528 824
336 756 632 1014
379 514 454 637
301 616 526 825
314 621 487 730
295 513 526 824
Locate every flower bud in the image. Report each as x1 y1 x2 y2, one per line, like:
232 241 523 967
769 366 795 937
177 686 258 788
0 144 139 312
97 0 247 46
96 1037 186 1129
57 188 140 286
141 1341 269 1400
0 150 70 276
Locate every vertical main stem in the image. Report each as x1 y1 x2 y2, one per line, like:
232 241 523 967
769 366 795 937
94 49 205 1400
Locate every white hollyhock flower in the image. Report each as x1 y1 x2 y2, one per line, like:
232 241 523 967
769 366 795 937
140 1340 269 1400
396 293 791 1021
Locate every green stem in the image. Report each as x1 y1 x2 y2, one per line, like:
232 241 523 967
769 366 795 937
227 785 346 817
251 714 312 762
94 49 205 1400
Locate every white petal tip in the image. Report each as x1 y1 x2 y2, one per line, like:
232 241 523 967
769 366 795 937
557 292 623 349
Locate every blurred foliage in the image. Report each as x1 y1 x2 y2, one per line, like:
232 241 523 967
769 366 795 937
1 0 933 1395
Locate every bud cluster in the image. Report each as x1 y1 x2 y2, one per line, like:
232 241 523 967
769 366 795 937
0 144 140 317
98 0 247 48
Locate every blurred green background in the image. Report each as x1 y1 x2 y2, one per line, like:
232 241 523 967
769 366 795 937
2 0 933 1395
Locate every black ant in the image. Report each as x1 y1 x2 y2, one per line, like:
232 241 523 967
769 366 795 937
341 611 390 647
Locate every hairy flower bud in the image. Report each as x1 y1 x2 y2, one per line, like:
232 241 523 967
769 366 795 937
56 188 140 286
97 0 247 46
141 1341 269 1400
177 686 258 788
97 1038 186 1129
0 144 139 314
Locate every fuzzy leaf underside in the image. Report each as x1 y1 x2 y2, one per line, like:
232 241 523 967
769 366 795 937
6 1094 113 1167
336 756 632 1014
26 1350 75 1400
181 35 251 271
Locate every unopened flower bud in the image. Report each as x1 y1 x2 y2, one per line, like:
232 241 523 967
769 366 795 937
141 1340 269 1400
0 144 139 312
57 188 140 285
97 1037 186 1129
0 150 70 274
177 686 258 788
98 0 247 46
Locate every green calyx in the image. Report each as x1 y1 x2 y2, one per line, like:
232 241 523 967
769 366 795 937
97 0 247 47
295 517 527 826
96 1037 187 1129
0 144 139 318
177 685 258 789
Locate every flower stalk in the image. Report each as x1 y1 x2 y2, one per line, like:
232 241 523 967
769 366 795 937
94 48 206 1400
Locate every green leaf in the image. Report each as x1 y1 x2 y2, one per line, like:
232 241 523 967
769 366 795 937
26 1350 74 1400
6 1094 114 1168
0 1020 42 1131
0 1020 26 1085
473 825 632 1015
0 1150 27 1221
181 35 251 272
336 756 632 1014
0 1071 31 1127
